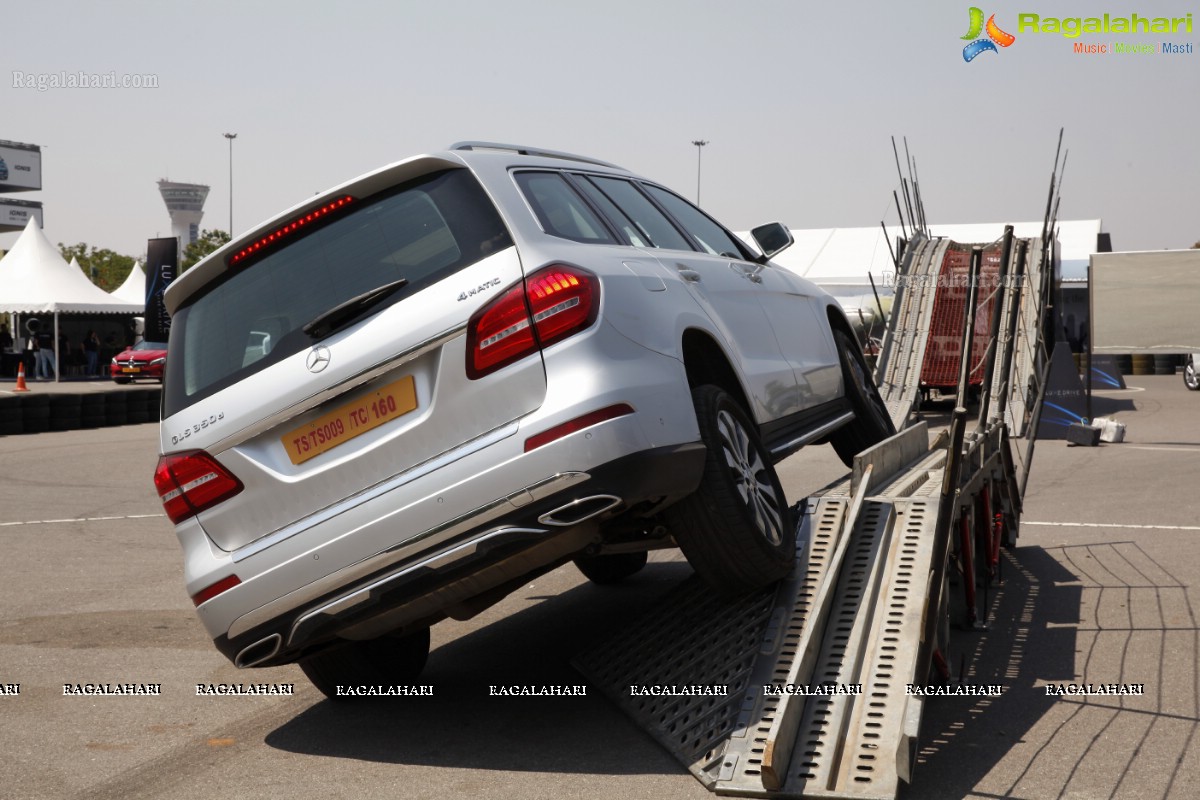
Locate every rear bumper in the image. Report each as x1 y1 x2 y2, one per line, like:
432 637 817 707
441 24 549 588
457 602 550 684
210 441 704 667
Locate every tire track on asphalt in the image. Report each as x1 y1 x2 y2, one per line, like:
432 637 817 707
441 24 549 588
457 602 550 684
70 692 317 800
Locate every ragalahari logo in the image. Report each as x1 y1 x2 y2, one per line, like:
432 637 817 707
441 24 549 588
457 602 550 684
962 7 1016 61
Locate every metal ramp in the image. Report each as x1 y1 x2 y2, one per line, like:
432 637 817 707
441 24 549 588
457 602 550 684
873 234 948 430
575 229 1054 800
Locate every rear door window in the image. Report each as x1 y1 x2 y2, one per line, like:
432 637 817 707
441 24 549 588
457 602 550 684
583 176 693 252
165 169 512 414
513 171 616 244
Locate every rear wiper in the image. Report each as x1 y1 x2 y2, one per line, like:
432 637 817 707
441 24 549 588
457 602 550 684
303 277 409 339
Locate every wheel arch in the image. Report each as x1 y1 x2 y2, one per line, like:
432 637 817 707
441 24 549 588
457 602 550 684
680 328 753 418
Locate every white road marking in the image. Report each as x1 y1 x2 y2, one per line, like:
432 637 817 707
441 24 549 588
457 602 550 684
0 513 166 527
1124 445 1200 453
1025 520 1200 532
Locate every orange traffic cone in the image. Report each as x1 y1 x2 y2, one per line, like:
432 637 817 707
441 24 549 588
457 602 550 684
14 362 30 392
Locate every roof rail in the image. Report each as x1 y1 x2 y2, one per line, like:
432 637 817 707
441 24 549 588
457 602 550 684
448 141 624 170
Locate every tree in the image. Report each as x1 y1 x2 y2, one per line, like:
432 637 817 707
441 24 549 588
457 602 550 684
181 229 231 272
59 243 136 292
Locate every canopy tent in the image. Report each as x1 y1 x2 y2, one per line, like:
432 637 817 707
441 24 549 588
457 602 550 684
111 260 147 306
0 219 142 381
738 219 1101 288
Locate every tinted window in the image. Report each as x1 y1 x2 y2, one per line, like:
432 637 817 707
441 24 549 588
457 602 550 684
514 171 616 244
572 176 651 247
644 185 750 259
165 169 512 414
585 177 693 251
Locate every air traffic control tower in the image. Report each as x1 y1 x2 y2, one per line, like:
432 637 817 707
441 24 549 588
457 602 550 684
157 179 209 248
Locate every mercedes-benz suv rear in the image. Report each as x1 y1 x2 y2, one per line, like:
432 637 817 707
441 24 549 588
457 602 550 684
155 142 892 697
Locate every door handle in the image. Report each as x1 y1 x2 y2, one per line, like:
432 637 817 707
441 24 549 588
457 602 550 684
731 263 763 283
674 264 702 283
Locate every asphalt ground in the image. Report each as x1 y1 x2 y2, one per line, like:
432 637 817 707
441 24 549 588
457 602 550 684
0 375 1196 799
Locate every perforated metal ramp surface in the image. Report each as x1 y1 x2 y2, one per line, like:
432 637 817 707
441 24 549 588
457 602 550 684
574 430 947 800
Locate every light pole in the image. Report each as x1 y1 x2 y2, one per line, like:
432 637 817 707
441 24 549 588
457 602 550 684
691 139 708 205
223 133 237 236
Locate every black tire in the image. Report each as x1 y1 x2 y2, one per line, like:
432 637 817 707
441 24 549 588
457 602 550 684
666 385 794 595
829 330 895 467
1185 357 1200 391
573 551 648 585
299 627 431 701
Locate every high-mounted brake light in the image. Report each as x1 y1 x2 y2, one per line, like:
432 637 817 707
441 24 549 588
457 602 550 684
466 265 599 380
228 195 355 267
154 450 244 524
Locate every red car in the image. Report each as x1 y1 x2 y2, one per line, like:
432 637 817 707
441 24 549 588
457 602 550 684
110 341 167 384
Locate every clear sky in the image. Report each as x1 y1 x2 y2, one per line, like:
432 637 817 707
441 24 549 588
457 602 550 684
2 0 1197 260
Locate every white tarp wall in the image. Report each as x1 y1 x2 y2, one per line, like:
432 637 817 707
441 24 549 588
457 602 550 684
1090 249 1200 354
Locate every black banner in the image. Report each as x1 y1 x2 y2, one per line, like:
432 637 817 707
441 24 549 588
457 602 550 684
145 238 178 343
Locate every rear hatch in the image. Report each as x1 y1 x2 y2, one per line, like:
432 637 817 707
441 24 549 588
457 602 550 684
161 163 545 553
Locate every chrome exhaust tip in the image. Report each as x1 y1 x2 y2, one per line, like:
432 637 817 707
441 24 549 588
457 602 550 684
537 494 622 527
234 633 282 668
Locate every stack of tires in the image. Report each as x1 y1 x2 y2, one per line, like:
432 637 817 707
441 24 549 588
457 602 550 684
49 395 83 431
0 389 163 437
0 396 22 436
80 394 106 429
125 388 162 424
20 395 51 434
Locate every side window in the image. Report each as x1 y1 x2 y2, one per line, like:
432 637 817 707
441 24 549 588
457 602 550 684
514 171 616 244
573 176 649 247
585 176 694 252
644 185 751 259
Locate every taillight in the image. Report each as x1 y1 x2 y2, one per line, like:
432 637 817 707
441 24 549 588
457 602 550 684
466 265 599 379
154 450 244 524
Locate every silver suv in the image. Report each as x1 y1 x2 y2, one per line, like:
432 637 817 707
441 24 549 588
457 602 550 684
154 143 893 697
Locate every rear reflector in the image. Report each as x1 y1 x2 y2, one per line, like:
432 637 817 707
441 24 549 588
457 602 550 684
191 574 242 606
154 450 244 524
467 265 600 380
524 403 635 452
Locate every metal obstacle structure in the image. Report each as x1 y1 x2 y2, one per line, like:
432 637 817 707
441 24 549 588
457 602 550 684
576 228 1055 799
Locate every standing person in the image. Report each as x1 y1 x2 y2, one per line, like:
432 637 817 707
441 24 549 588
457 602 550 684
35 328 56 380
0 323 12 352
25 326 40 378
83 330 100 377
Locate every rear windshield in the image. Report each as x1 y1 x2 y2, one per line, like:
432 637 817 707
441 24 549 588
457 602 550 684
165 168 512 415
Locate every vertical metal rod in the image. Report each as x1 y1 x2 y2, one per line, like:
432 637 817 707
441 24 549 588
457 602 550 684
893 190 908 240
976 226 1014 428
995 239 1029 420
956 248 983 408
892 136 915 229
880 222 899 271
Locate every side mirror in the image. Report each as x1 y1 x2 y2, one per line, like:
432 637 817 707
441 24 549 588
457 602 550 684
750 222 794 261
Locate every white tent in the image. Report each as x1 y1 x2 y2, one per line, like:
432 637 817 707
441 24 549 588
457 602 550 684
736 219 1103 324
0 219 141 381
111 260 147 306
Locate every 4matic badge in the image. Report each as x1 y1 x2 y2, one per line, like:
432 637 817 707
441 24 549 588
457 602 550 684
458 277 501 302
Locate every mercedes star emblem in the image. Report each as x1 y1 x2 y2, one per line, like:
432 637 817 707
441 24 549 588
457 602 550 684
306 346 331 373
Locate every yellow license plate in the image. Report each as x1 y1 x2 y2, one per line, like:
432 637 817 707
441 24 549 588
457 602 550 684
122 367 141 373
283 376 417 465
